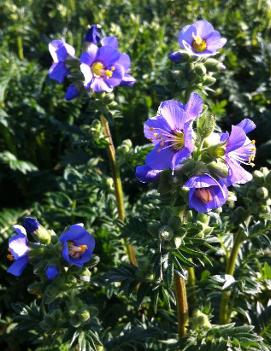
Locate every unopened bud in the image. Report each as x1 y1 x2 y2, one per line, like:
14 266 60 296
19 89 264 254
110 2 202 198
208 160 228 178
203 75 216 85
159 225 173 241
256 187 269 200
205 58 225 71
194 63 207 76
197 113 216 139
23 217 51 244
79 308 91 322
191 310 212 330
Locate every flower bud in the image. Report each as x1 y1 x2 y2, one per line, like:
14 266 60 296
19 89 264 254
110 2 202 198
256 187 269 200
79 308 91 322
159 225 173 241
203 75 216 85
194 63 207 76
85 24 101 44
205 58 225 71
23 217 51 244
45 265 59 280
191 310 211 330
197 113 216 139
208 160 229 178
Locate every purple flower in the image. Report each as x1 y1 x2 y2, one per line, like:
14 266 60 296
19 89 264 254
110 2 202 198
65 84 80 101
221 118 256 186
80 36 135 93
7 226 29 277
136 165 161 183
48 39 75 83
59 224 95 267
142 92 203 173
85 25 101 44
178 20 226 56
184 174 228 213
169 51 182 63
22 217 40 234
46 265 59 280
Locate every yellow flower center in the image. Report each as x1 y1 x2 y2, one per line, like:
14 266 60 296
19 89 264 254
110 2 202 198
68 242 88 258
192 35 207 52
195 188 213 203
91 62 104 77
173 131 184 150
91 62 115 78
249 140 256 163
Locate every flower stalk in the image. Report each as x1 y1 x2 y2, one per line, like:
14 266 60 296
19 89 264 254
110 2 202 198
174 272 189 338
219 231 243 324
99 115 137 267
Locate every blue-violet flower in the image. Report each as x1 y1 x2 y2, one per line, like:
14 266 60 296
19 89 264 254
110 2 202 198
138 92 203 176
7 226 29 277
80 36 135 93
178 20 226 56
184 173 228 213
48 39 75 83
59 224 95 267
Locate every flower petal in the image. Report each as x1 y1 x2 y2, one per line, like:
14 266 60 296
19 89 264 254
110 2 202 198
158 100 187 130
65 84 79 101
101 36 118 49
116 53 131 70
237 118 256 134
171 147 191 171
106 64 125 87
136 165 160 183
225 157 253 186
7 256 28 277
226 125 247 153
96 46 120 67
206 31 227 52
80 44 98 65
194 20 214 38
184 92 203 120
49 62 68 83
9 233 29 259
144 115 172 144
120 74 136 87
80 63 93 87
90 78 113 93
178 24 196 46
145 144 174 171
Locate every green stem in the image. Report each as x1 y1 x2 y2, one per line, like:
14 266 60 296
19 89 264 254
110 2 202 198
219 231 243 324
99 115 137 267
174 273 189 338
17 36 24 60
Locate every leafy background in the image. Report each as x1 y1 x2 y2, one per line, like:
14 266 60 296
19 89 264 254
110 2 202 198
0 0 271 350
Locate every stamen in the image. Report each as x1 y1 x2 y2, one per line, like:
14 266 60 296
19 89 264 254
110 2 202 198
192 35 207 52
195 188 213 203
68 242 88 259
7 253 14 261
91 62 104 77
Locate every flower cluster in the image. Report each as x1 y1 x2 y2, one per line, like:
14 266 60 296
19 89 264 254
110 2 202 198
48 25 135 99
6 217 95 279
136 92 256 213
136 19 256 214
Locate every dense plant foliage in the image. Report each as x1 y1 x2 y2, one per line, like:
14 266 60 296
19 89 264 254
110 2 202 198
0 0 271 350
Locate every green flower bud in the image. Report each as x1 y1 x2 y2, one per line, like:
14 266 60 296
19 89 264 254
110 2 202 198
256 187 269 200
191 310 212 330
197 113 216 139
253 170 265 185
79 308 91 322
159 225 173 241
106 177 114 191
208 160 229 178
197 213 210 225
34 226 52 244
203 75 216 85
205 58 225 71
194 63 207 76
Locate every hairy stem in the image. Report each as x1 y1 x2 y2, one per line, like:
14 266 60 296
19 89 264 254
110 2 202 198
99 115 137 267
219 231 243 324
174 273 189 338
